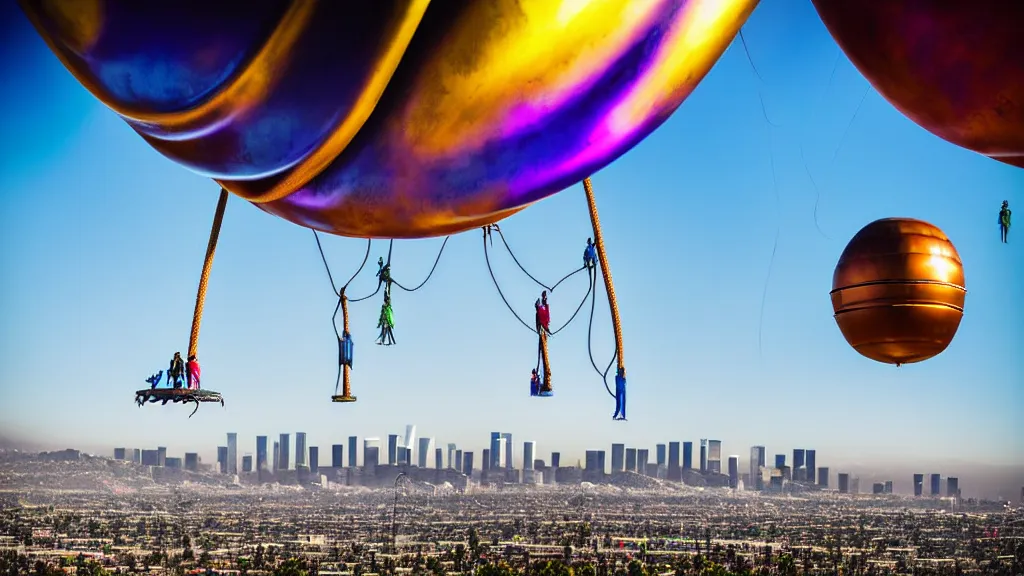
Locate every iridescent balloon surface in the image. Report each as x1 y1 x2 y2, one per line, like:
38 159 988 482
831 218 966 366
20 0 758 238
812 0 1024 168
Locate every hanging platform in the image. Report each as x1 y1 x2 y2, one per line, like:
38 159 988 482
537 390 554 397
331 394 357 403
134 388 225 417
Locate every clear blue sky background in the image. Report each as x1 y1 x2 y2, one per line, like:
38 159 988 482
1 2 1021 474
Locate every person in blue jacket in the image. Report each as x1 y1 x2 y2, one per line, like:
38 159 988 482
612 367 627 421
583 238 598 271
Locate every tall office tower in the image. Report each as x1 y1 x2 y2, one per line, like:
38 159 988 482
872 482 884 494
774 454 786 469
585 451 600 473
750 446 766 490
699 439 708 472
309 447 319 474
226 433 238 474
455 450 463 472
597 450 606 475
482 449 491 471
397 447 409 465
132 449 141 464
279 434 290 470
817 467 829 488
404 425 417 462
273 442 281 471
364 438 381 468
656 444 667 466
114 448 126 460
728 456 739 488
296 432 307 467
495 440 506 471
683 441 693 470
332 445 344 468
348 436 358 467
502 433 513 468
447 443 457 469
257 436 268 472
435 447 443 470
242 455 253 473
707 440 722 474
793 449 805 473
388 434 399 465
637 449 649 474
913 473 924 496
418 437 432 468
463 451 474 476
141 450 159 466
947 477 959 498
551 452 561 469
524 442 536 471
838 473 850 493
158 447 167 467
805 450 816 484
884 480 893 494
185 453 200 472
929 473 941 496
217 446 228 474
850 476 860 495
611 444 626 472
490 433 502 468
668 442 681 481
625 448 637 472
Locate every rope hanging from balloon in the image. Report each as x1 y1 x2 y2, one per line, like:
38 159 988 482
482 227 537 334
391 236 450 292
188 188 229 361
582 179 620 399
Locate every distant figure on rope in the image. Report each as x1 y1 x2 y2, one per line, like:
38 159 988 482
376 256 393 296
339 330 354 369
186 355 201 390
583 238 598 271
535 297 551 335
613 367 627 421
530 369 541 397
999 200 1011 243
377 295 396 346
168 352 186 389
146 371 164 390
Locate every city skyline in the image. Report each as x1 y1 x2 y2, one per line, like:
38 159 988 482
1 0 1021 470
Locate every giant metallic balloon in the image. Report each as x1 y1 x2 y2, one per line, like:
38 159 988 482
811 0 1024 168
831 218 966 366
19 0 758 238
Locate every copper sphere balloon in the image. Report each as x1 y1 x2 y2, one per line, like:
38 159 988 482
19 0 759 238
811 0 1024 168
830 218 966 366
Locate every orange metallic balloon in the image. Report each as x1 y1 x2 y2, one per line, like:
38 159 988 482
830 218 966 366
811 0 1024 168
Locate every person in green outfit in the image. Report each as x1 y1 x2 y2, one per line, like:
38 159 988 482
999 200 1011 243
377 294 396 346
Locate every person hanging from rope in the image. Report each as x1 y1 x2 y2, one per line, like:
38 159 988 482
377 294 396 346
583 237 598 271
168 352 186 389
339 330 354 369
376 256 394 297
535 297 551 335
612 367 627 421
999 200 1011 243
530 368 541 397
186 355 201 390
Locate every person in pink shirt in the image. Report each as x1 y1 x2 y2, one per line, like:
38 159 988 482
535 296 551 335
186 355 201 390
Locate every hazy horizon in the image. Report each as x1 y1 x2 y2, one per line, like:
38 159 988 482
1 0 1021 491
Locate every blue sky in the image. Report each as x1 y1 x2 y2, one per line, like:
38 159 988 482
1 2 1021 474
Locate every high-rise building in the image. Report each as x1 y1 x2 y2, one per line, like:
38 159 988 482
637 449 649 474
364 438 380 468
273 441 280 471
728 455 739 488
455 450 463 472
397 446 410 465
132 449 141 464
495 440 505 471
242 455 253 473
625 448 637 472
279 434 290 470
257 436 268 472
404 425 417 463
114 448 126 460
946 477 959 498
348 436 358 467
482 449 491 471
418 437 432 468
707 440 722 474
668 442 681 481
838 473 850 493
683 441 693 470
850 476 860 495
750 446 766 490
585 451 600 473
309 446 319 474
332 444 344 468
185 453 199 472
296 432 307 468
611 444 625 472
913 474 924 497
699 439 708 472
774 454 785 469
597 451 606 475
656 444 667 466
524 442 536 471
551 452 560 469
929 473 941 496
502 433 513 468
447 443 457 469
490 433 502 468
884 480 893 494
793 449 805 472
227 433 238 475
141 450 159 466
217 446 228 474
817 467 829 488
435 447 443 470
158 447 167 467
463 451 474 476
872 482 884 494
805 450 816 484
388 434 399 465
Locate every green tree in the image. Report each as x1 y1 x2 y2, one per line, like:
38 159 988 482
273 558 311 576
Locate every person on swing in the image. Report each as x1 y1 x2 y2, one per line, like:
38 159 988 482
613 367 627 421
530 369 541 397
168 352 186 389
186 355 201 390
583 238 598 271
